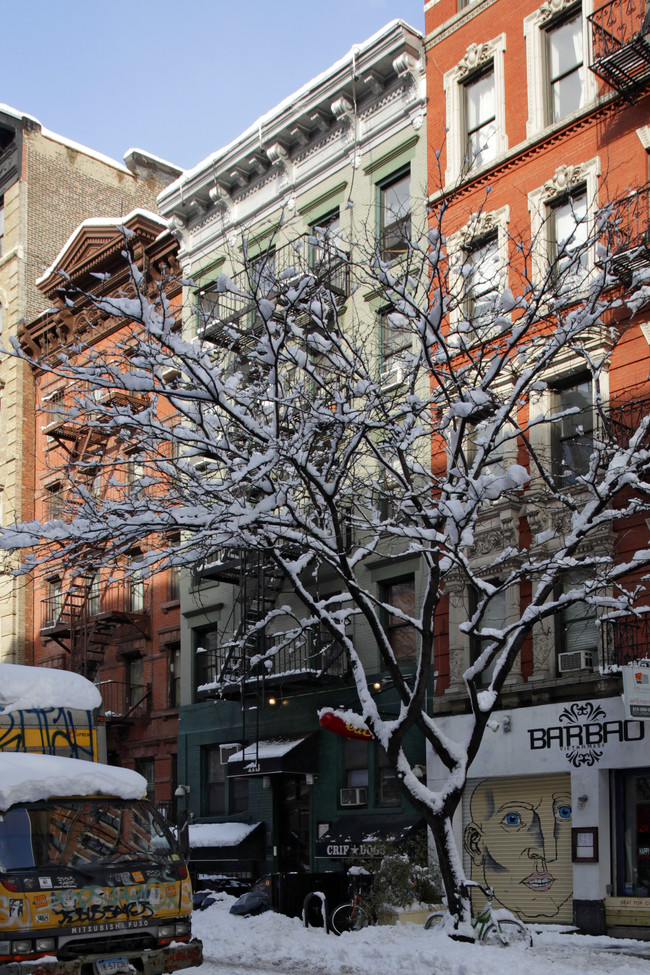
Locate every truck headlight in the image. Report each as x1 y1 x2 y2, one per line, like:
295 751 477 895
174 922 191 937
35 939 56 952
158 925 176 940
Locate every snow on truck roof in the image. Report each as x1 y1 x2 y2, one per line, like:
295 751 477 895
0 663 102 714
0 753 147 809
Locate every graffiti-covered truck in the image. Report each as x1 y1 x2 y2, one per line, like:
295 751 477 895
0 664 202 975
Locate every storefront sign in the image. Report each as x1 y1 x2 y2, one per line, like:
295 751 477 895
318 710 375 741
527 701 644 767
622 664 650 720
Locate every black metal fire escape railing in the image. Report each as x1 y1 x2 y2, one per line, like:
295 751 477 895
589 0 650 100
600 182 650 279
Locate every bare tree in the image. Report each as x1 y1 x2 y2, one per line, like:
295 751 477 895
5 200 650 933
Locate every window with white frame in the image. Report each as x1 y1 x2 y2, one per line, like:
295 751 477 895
464 232 500 331
556 566 598 663
470 584 506 686
379 309 411 386
464 68 497 171
448 206 510 348
525 0 595 138
378 168 411 260
528 159 599 286
551 373 594 482
444 35 507 186
549 186 588 283
547 11 585 122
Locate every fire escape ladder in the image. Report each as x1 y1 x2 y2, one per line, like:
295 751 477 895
217 550 286 684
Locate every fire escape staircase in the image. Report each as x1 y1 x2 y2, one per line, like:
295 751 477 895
213 551 287 690
43 579 151 682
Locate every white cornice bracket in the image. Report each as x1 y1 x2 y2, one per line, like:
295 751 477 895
331 97 355 128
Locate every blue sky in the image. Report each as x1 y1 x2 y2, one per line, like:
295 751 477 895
4 0 424 172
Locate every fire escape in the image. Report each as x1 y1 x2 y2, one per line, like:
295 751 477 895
194 231 351 704
40 393 151 682
197 549 349 702
589 0 650 101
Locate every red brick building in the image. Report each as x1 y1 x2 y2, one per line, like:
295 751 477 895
425 0 650 935
21 211 183 820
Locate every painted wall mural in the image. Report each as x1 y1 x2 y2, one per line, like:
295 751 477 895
463 773 573 924
0 707 96 760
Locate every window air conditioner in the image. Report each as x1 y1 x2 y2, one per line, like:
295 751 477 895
558 649 596 673
380 365 403 390
340 787 367 807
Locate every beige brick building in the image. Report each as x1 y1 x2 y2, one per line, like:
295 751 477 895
0 105 181 664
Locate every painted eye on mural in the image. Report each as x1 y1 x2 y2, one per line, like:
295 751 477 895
555 804 572 820
501 811 522 827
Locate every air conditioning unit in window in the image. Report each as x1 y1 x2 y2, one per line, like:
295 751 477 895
380 365 403 390
340 787 367 807
558 649 596 673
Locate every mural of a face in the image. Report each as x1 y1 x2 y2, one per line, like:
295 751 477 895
463 774 572 920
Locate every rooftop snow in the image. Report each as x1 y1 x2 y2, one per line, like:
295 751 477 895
0 753 147 809
0 663 102 714
36 209 168 286
159 19 420 201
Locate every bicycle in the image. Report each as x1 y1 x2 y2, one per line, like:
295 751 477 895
424 882 532 946
329 874 374 935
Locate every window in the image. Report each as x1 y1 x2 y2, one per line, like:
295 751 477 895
549 187 588 283
551 375 593 481
205 745 229 815
45 576 62 628
127 558 145 612
168 565 181 601
195 627 220 694
464 68 497 171
618 771 650 897
443 35 506 185
525 1 595 138
528 159 599 285
87 574 101 617
379 309 411 385
204 744 248 816
45 482 65 520
126 655 144 710
343 738 369 796
547 11 585 122
464 233 499 331
466 417 505 478
377 747 400 807
135 757 156 802
378 169 411 260
470 585 506 686
556 566 598 659
168 643 181 708
383 577 417 664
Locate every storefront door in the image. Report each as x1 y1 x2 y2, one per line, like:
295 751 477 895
278 775 310 872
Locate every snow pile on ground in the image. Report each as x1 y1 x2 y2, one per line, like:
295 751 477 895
189 892 650 975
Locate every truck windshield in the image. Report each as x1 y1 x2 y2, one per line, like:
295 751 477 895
0 799 178 871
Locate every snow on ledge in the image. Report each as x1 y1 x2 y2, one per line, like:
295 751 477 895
187 822 261 848
0 663 102 714
0 753 147 809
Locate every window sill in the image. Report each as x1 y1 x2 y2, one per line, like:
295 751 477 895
161 599 180 614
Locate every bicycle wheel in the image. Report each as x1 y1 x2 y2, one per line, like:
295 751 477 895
482 919 532 947
330 902 371 935
424 910 447 931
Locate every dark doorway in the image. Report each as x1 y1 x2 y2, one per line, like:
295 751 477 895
278 775 310 872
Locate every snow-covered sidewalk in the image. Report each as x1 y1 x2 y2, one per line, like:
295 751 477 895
189 892 650 975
